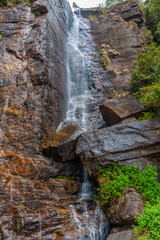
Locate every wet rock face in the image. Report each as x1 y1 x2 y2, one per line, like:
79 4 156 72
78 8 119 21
0 0 72 154
41 125 83 162
83 1 147 91
76 119 160 177
0 150 85 239
0 1 97 239
99 95 144 126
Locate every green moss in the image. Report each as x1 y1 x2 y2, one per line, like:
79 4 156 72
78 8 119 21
33 11 41 17
89 15 95 20
23 0 31 6
0 0 31 7
55 176 75 180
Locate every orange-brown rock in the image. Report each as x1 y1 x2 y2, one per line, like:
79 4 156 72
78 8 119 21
41 125 83 162
99 95 144 125
0 0 72 155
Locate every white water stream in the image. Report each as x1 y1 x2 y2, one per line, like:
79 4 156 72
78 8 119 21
58 13 109 239
57 13 90 131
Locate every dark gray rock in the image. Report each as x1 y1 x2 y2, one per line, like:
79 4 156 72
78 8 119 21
86 1 147 91
76 119 160 177
107 229 134 240
99 95 144 125
109 187 144 226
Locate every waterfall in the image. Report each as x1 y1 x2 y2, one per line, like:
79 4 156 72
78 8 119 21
58 12 109 240
57 13 90 131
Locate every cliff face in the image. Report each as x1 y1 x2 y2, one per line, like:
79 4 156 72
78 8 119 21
0 0 71 154
0 1 158 239
0 1 88 239
81 1 147 91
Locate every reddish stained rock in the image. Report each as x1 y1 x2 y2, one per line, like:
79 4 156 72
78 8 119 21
41 125 83 162
99 95 144 126
0 0 72 155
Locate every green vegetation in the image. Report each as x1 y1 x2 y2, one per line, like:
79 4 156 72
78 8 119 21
0 0 32 7
55 176 75 180
134 202 160 240
142 0 160 43
97 163 160 208
33 11 41 17
130 43 160 119
97 164 160 239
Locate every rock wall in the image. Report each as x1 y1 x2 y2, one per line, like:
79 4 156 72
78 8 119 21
0 1 93 239
0 0 72 155
80 1 147 91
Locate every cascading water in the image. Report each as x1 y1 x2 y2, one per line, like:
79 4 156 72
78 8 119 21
57 13 89 131
58 12 109 240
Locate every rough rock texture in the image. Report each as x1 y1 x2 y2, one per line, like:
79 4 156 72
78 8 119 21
76 119 160 177
107 229 134 240
100 95 144 125
41 125 83 162
0 0 72 155
117 117 137 125
109 188 144 226
0 1 101 239
81 1 147 91
0 150 89 239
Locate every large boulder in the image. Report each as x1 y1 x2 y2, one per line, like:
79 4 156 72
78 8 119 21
76 119 160 177
99 95 144 126
109 187 144 226
41 125 83 162
107 229 134 240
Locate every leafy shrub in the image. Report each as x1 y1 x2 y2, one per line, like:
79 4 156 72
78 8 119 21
130 43 160 119
97 163 160 208
134 201 160 240
135 80 160 115
131 43 160 93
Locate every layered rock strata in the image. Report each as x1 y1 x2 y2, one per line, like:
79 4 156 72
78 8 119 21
80 1 147 91
76 119 160 178
0 0 71 154
0 1 94 239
